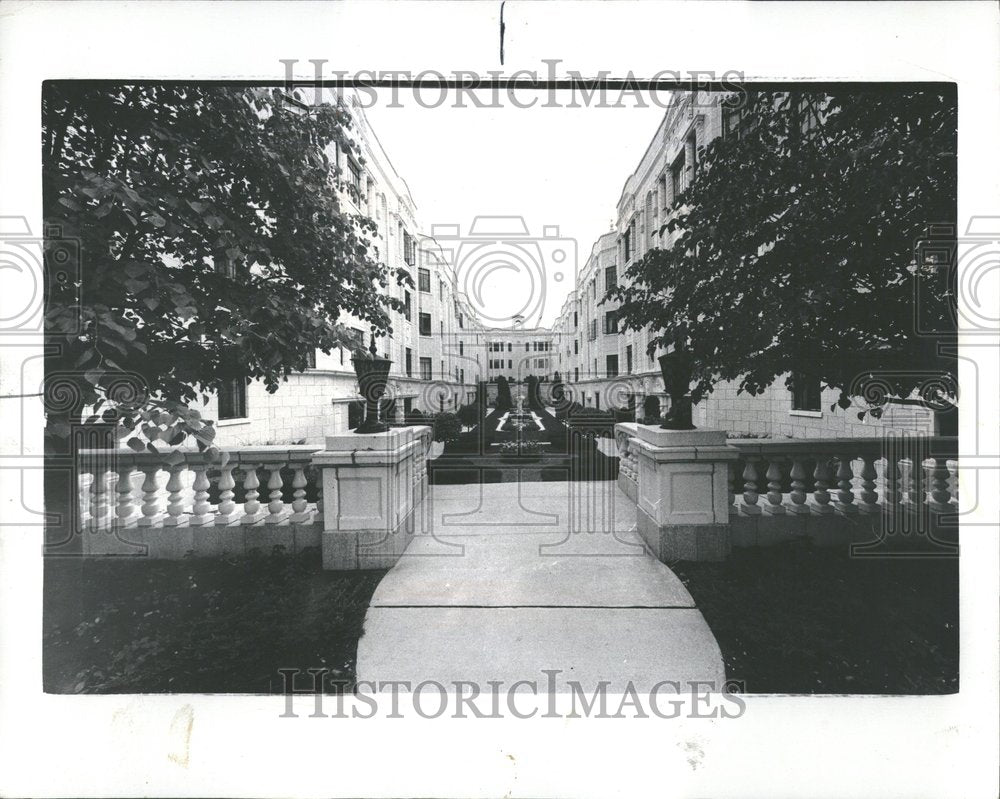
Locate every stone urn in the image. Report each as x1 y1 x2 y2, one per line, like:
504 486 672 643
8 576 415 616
352 339 392 433
657 349 696 430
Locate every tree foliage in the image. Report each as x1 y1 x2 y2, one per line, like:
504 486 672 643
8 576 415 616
610 89 957 423
43 84 409 454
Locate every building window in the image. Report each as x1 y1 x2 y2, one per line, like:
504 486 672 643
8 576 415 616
439 278 444 300
403 290 412 321
604 265 617 293
403 232 416 266
573 310 578 328
419 357 433 381
458 313 464 329
418 267 431 293
419 312 431 337
405 347 413 377
508 359 512 370
606 355 619 378
791 372 822 412
218 378 247 420
574 367 579 382
574 339 579 355
723 94 757 140
671 151 686 203
604 312 618 335
624 228 632 264
589 319 598 341
460 368 465 384
626 345 633 374
306 349 316 369
459 341 464 356
347 160 361 191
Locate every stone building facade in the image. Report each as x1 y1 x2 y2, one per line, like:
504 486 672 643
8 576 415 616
484 317 556 383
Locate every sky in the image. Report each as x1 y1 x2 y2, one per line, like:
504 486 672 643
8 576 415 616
362 88 670 328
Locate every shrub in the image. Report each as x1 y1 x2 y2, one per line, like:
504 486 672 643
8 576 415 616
431 412 462 443
457 403 479 428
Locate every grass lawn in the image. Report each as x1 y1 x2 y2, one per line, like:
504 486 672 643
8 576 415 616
672 540 959 694
44 552 386 694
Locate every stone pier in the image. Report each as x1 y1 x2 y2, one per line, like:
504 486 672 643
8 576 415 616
313 425 431 570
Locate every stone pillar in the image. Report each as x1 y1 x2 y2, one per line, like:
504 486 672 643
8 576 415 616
631 425 737 562
313 425 431 570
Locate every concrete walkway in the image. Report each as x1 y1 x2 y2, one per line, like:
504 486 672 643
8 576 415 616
356 480 725 692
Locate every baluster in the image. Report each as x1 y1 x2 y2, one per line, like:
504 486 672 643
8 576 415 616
883 453 904 508
264 463 289 524
858 455 879 513
741 458 761 515
241 464 266 524
215 462 238 525
89 467 112 530
115 465 137 527
788 456 810 514
315 475 324 523
163 464 190 526
812 458 833 514
834 455 858 515
763 457 786 514
189 462 214 525
928 457 952 512
901 458 916 509
138 466 164 527
289 464 311 523
947 459 959 508
78 472 92 529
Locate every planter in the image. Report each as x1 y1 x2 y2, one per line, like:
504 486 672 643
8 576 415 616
657 350 695 430
352 355 393 433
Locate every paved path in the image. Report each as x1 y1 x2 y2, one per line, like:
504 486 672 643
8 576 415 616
356 480 725 692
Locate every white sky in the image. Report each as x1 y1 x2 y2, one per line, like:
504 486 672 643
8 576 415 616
363 88 671 328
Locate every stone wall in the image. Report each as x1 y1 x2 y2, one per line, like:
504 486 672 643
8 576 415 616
203 371 471 448
694 376 936 438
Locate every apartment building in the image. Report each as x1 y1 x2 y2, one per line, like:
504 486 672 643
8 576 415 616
484 316 557 383
207 89 484 447
552 91 934 437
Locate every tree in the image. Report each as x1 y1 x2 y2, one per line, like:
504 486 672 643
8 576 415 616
550 371 567 414
495 375 513 412
43 84 409 455
525 374 544 410
610 89 957 432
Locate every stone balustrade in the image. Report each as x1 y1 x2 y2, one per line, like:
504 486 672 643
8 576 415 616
725 436 959 517
614 424 960 560
77 426 434 567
